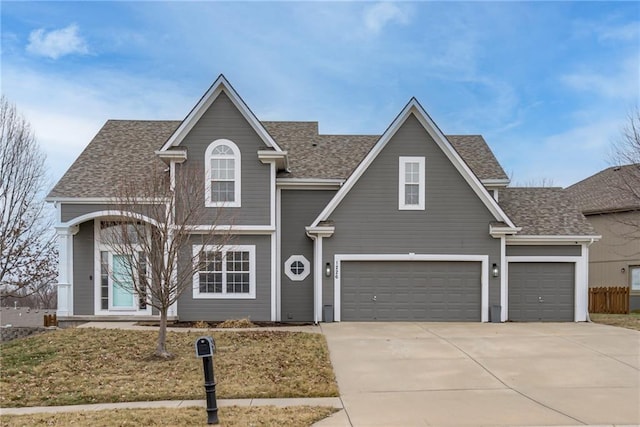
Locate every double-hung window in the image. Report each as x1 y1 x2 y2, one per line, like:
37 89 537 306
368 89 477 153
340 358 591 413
399 156 425 210
193 245 256 299
205 139 241 207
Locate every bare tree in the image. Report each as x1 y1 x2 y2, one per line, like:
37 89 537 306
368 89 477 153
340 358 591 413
0 96 57 302
102 164 232 358
608 108 640 247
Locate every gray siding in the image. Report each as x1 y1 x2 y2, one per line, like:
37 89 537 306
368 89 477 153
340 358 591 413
507 245 582 257
280 190 336 321
62 204 110 223
73 220 95 315
631 295 640 311
323 113 501 311
61 203 161 224
179 92 271 226
177 234 272 321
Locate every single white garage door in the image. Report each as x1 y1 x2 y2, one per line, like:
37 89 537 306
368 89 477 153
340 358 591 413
508 262 575 321
341 261 482 321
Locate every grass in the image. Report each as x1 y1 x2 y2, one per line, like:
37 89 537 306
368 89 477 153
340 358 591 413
0 405 338 426
0 328 338 408
590 312 640 331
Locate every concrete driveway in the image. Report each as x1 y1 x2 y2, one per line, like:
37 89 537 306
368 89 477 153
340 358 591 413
317 322 640 427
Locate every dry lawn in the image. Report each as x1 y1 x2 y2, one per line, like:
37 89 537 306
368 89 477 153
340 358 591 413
590 313 640 331
0 328 338 408
0 405 338 426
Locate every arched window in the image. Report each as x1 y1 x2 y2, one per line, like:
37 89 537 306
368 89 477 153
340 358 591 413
205 139 241 207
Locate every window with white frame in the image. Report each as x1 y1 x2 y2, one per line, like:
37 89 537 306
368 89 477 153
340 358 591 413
193 245 256 299
631 266 640 292
399 156 425 210
284 255 310 281
205 139 241 207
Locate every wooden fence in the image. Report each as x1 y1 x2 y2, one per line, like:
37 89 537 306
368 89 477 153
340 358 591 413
589 287 630 314
44 313 58 327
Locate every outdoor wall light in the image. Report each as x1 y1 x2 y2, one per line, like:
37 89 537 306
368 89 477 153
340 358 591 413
325 262 331 277
492 263 500 278
621 267 626 274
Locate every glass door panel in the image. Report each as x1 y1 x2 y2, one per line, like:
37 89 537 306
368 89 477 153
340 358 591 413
112 254 135 308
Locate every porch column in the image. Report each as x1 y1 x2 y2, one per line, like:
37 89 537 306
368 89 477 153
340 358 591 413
55 225 79 316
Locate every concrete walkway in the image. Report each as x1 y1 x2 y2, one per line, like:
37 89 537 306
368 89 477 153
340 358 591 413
318 322 640 427
0 397 343 416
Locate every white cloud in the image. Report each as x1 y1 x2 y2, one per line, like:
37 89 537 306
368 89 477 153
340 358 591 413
363 2 409 34
27 24 88 59
2 65 195 183
561 56 640 101
598 21 640 42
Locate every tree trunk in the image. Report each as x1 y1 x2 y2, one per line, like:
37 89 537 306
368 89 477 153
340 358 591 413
155 307 172 358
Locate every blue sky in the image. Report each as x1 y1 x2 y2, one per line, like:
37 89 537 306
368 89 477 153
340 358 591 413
2 1 639 188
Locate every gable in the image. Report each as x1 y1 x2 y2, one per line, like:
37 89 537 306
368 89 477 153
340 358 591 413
159 74 281 152
180 91 271 156
310 99 515 229
323 114 499 242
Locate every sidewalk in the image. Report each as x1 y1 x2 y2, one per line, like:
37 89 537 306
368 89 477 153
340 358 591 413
0 397 343 416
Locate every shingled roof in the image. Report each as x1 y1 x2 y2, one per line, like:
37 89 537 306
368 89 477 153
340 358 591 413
499 187 596 236
566 164 640 214
49 120 508 198
48 120 180 198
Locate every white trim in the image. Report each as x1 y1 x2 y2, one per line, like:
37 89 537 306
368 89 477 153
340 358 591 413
490 224 521 237
192 244 256 299
275 187 282 321
398 156 425 210
155 150 187 162
159 75 282 152
205 139 241 208
277 178 344 190
46 197 169 204
505 255 587 322
270 162 276 228
185 225 274 234
258 150 288 171
332 254 489 322
305 226 335 238
55 226 78 317
507 235 601 244
310 99 516 228
284 255 311 281
314 237 324 323
481 178 510 187
271 233 277 321
93 220 153 316
60 210 163 229
500 236 507 322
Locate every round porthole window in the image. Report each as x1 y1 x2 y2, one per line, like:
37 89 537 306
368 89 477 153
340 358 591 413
284 255 310 281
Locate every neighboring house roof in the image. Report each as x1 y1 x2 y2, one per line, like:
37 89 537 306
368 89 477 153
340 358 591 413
566 164 640 214
499 187 597 236
48 120 508 198
48 120 180 199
